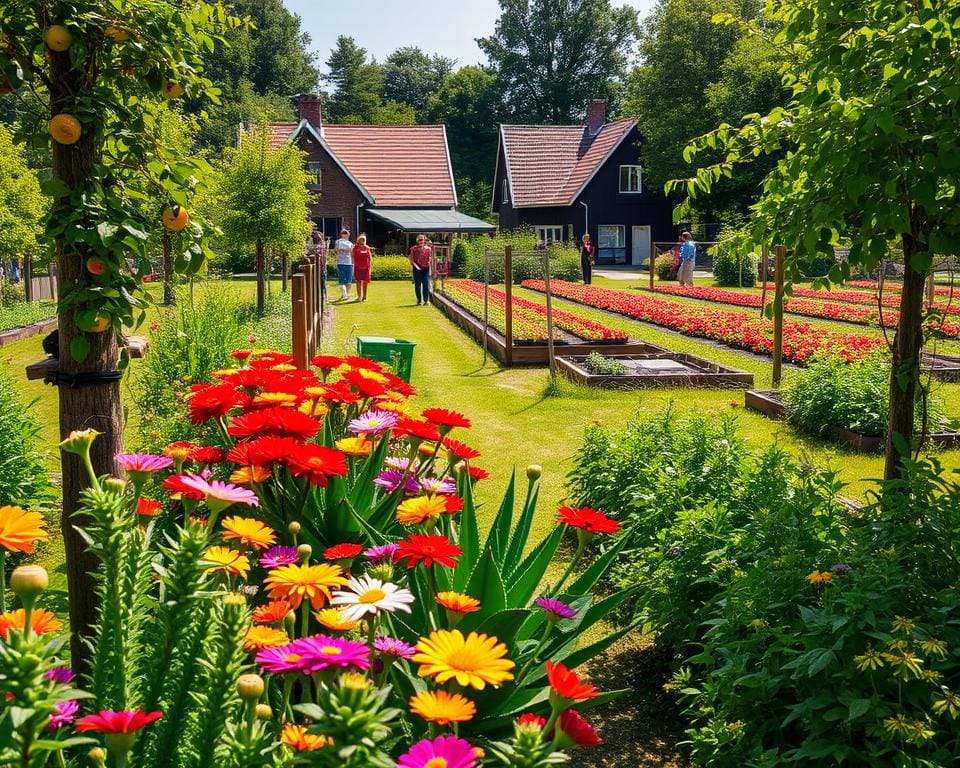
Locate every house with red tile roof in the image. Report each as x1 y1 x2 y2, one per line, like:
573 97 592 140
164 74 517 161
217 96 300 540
492 100 675 266
267 94 493 250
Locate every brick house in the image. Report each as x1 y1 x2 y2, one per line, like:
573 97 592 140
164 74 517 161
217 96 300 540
492 100 675 266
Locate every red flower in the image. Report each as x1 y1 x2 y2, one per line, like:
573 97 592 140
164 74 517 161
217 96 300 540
394 418 441 443
136 498 162 516
557 506 619 535
229 350 251 360
162 475 206 501
75 709 162 734
546 660 599 704
443 438 481 460
248 351 295 368
381 372 416 397
188 445 224 464
324 543 364 561
188 383 243 426
162 441 196 460
343 355 384 371
235 436 303 467
395 534 461 568
228 407 321 440
311 354 343 371
422 408 472 430
517 713 546 728
444 496 464 514
322 381 361 405
468 466 489 482
221 368 268 390
557 709 601 746
341 369 389 398
288 444 349 487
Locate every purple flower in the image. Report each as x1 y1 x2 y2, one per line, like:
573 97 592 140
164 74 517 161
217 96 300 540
535 596 576 621
373 635 416 660
830 563 852 573
418 476 457 495
348 410 398 435
364 543 399 563
259 546 299 570
44 666 75 685
47 699 79 730
291 635 370 673
374 469 419 494
397 734 478 768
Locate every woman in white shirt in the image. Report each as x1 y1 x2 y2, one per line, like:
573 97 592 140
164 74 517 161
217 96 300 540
334 229 354 301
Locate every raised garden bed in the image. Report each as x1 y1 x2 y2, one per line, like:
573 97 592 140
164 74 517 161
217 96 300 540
744 388 960 450
558 352 754 389
0 317 57 347
922 351 960 382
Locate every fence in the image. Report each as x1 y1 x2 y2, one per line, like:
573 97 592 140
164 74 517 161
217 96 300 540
291 253 324 369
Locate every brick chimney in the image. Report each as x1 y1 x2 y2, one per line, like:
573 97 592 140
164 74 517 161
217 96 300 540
294 93 323 130
586 99 606 136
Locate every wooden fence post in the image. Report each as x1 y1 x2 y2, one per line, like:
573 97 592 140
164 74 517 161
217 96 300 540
301 260 315 360
281 252 288 293
292 273 307 369
23 255 32 302
543 250 556 379
504 245 513 366
759 245 769 318
772 245 786 387
649 245 656 290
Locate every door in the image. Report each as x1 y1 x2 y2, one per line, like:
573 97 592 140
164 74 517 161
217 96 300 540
632 225 651 266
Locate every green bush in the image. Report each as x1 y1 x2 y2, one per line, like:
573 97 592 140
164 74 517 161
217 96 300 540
0 371 49 506
711 248 758 287
463 229 581 283
0 300 56 332
371 255 411 280
451 238 468 277
656 252 679 281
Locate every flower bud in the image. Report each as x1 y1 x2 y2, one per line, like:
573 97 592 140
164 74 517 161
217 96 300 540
453 461 467 475
10 565 48 599
255 703 273 720
526 464 542 480
224 592 247 607
297 544 312 563
367 563 395 582
104 477 126 495
59 429 100 456
236 673 265 701
89 747 107 765
287 521 301 536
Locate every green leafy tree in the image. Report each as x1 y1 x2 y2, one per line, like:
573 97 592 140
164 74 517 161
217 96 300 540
210 124 311 313
673 0 960 482
0 123 44 281
0 1 234 664
324 36 385 124
382 46 454 120
477 0 639 123
372 100 416 125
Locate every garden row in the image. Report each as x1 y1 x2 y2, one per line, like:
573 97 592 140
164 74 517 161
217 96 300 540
791 285 960 316
522 280 885 364
647 285 960 338
849 279 957 297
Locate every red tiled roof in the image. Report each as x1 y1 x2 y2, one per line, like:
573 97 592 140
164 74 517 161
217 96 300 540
267 123 299 151
500 118 636 208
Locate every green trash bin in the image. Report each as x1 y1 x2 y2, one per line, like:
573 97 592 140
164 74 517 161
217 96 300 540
356 336 416 382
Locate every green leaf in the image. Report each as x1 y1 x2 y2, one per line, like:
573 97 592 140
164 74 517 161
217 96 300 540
70 336 90 362
506 525 563 606
465 546 507 618
487 470 516 565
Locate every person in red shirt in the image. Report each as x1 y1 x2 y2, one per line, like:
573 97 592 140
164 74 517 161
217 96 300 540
409 233 432 305
352 234 372 301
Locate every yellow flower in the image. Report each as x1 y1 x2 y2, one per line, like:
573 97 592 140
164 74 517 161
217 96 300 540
749 619 767 630
932 689 959 719
299 400 330 419
253 392 298 407
203 546 250 579
335 436 373 457
222 516 276 551
0 506 48 554
244 624 290 650
805 570 832 585
413 629 515 690
211 368 240 378
280 723 331 751
883 714 910 737
409 690 477 725
854 648 884 671
919 638 948 660
886 650 924 680
906 720 935 745
314 608 361 632
0 608 62 639
436 592 481 614
265 563 347 610
892 615 916 635
726 721 745 733
230 466 272 485
396 496 448 525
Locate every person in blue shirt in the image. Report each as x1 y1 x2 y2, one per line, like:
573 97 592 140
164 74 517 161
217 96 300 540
678 231 696 287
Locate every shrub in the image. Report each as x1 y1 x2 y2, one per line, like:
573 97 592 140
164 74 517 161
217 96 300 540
464 229 581 283
371 255 410 280
0 371 49 507
656 252 679 281
711 248 758 287
583 351 627 375
451 238 468 277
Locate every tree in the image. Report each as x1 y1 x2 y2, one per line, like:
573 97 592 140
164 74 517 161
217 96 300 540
0 123 45 282
0 2 227 664
383 47 454 120
674 0 960 482
324 36 385 124
372 100 417 125
210 125 311 313
477 0 639 124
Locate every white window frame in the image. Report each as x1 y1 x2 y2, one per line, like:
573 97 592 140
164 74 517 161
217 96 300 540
535 225 563 245
619 165 643 194
501 178 509 204
598 224 626 249
306 161 322 187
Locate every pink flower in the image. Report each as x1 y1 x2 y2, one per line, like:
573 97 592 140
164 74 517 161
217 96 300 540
373 635 416 660
75 709 162 734
535 596 576 621
116 453 173 479
348 410 398 435
291 635 370 673
48 699 79 730
260 546 299 570
374 470 419 494
397 734 478 768
44 666 75 684
255 644 307 675
163 474 259 514
364 543 399 563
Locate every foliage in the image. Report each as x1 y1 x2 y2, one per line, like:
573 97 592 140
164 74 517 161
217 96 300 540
0 371 50 507
464 230 581 283
451 238 469 278
478 0 639 123
457 177 495 221
583 352 627 375
324 36 386 124
0 123 44 265
783 354 944 439
383 47 454 121
655 252 679 281
371 255 412 281
711 226 758 287
0 299 56 331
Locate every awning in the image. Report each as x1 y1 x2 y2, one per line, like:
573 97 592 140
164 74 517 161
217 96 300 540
366 208 495 234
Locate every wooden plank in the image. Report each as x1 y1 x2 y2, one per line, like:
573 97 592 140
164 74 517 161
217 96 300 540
292 274 307 369
25 357 58 381
504 245 513 365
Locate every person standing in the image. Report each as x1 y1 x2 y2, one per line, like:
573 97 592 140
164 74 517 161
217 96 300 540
678 231 696 287
409 234 432 305
579 233 595 285
333 229 354 301
352 234 372 302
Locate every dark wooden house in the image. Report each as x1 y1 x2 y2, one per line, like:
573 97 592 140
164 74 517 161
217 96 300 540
492 100 674 266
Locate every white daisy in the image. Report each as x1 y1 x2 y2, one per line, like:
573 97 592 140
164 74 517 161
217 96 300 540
331 574 415 622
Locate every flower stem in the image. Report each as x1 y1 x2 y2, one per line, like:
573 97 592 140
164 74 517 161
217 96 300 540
550 536 586 597
514 621 554 686
0 551 5 614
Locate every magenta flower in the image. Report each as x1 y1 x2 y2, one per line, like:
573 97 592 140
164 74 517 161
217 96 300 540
397 734 478 768
373 635 416 660
418 476 457 495
165 474 259 514
47 699 79 730
255 644 308 675
260 545 299 570
116 453 173 479
291 635 370 673
535 596 577 621
374 470 420 494
44 666 75 684
364 543 399 563
384 456 413 471
348 410 398 435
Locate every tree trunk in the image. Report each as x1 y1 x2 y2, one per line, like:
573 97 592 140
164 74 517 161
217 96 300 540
23 255 32 301
50 49 123 672
884 227 928 482
256 239 265 314
162 232 175 306
281 251 288 293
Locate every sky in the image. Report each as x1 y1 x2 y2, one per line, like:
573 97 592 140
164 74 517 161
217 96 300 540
281 0 658 74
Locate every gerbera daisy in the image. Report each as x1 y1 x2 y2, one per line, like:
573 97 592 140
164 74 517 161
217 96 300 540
0 608 62 640
243 624 290 651
47 699 79 730
314 608 361 632
422 408 472 432
418 477 457 496
162 441 196 461
115 453 173 480
228 407 321 440
231 436 301 467
442 438 481 461
310 354 344 372
349 410 398 435
202 546 250 579
280 723 331 751
556 708 601 746
396 495 449 525
260 546 299 570
545 660 598 706
136 498 162 517
251 601 293 624
364 543 399 563
557 506 619 535
230 350 251 360
322 381 361 405
0 506 47 553
75 709 162 734
187 445 225 465
251 391 298 408
288 444 349 487
374 635 417 660
44 666 75 684
467 466 489 482
394 418 442 444
341 369 389 398
409 690 477 725
395 535 461 569
384 456 413 471
535 596 577 621
229 465 272 485
374 470 420 494
264 563 347 610
335 436 373 457
188 383 243 425
291 635 370 673
436 592 481 614
255 644 307 675
222 517 276 551
343 355 384 372
413 629 515 690
331 574 415 622
164 475 259 515
323 543 364 561
397 734 478 768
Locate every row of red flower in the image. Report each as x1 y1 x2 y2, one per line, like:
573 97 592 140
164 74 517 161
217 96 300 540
522 280 886 364
647 285 960 338
848 279 956 298
788 285 960 316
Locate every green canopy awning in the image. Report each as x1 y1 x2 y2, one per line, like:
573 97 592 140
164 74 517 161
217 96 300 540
366 208 495 234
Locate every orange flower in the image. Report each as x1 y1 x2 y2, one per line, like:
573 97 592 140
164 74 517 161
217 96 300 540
253 392 298 408
396 496 449 525
335 436 373 457
0 608 62 639
806 570 832 585
202 547 250 579
0 506 48 554
264 563 347 610
545 660 598 706
230 466 271 485
409 690 476 725
162 441 195 460
222 517 276 551
313 608 361 632
252 601 293 624
436 592 481 614
280 723 331 751
244 624 290 650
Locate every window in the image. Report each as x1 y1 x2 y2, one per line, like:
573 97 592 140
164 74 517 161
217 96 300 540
619 165 643 193
535 226 563 246
306 161 322 187
597 225 626 264
501 178 509 204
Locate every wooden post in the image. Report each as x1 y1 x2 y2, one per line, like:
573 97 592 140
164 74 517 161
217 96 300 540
292 273 307 368
759 245 769 318
649 245 656 290
543 250 556 379
23 254 32 301
255 239 266 314
482 251 490 365
504 245 513 366
161 232 174 306
301 261 315 359
772 245 786 387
